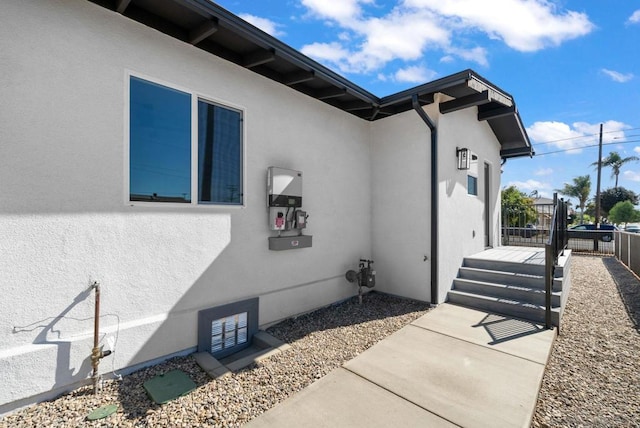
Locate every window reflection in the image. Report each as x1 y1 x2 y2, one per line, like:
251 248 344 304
129 77 191 203
129 76 243 205
198 101 243 204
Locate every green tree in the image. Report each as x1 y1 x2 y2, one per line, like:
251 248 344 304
556 175 591 223
501 186 537 227
599 187 640 217
591 151 639 188
608 201 640 225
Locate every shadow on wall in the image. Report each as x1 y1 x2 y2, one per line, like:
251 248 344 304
603 257 640 331
12 288 95 391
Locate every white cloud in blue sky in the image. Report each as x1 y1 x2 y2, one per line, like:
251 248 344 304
239 14 284 36
220 0 640 199
527 120 630 154
628 10 640 24
506 179 552 197
601 69 634 83
534 168 553 176
297 0 594 74
624 171 640 182
393 65 438 83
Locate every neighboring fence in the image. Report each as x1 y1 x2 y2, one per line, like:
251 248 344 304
566 231 615 255
614 231 640 277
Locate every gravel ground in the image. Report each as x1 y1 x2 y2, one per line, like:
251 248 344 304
532 255 640 428
0 292 430 427
2 255 639 427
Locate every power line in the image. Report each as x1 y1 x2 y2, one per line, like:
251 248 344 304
534 139 640 157
531 126 640 147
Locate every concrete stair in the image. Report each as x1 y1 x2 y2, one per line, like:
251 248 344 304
447 251 571 327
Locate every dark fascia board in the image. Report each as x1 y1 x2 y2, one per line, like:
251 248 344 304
508 110 534 158
177 0 379 104
379 70 473 108
96 1 532 156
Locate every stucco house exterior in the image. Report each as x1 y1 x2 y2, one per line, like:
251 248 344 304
0 0 533 412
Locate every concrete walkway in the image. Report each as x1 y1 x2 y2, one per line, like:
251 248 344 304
246 303 556 428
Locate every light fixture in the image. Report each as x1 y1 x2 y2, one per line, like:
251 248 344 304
457 147 471 170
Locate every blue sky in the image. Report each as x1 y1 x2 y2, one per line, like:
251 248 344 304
215 0 640 206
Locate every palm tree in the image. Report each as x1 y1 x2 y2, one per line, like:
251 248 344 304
591 151 639 188
556 175 591 223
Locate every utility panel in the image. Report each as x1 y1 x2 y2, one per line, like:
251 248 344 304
267 167 302 207
267 166 311 250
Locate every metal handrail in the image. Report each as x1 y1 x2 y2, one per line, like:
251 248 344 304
544 193 568 329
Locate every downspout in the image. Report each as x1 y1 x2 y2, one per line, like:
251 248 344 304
412 95 438 305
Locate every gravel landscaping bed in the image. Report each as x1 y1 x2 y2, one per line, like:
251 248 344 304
3 255 638 428
0 292 430 427
533 255 640 427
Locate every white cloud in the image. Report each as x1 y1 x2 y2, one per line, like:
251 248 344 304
298 0 594 77
527 120 631 154
628 10 640 24
301 0 371 23
447 46 489 67
507 179 550 193
301 42 351 64
634 147 640 155
403 0 594 52
534 168 553 176
239 14 284 36
623 170 640 182
393 65 438 83
601 68 634 83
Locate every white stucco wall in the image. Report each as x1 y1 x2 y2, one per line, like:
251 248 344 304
0 0 372 409
370 99 502 304
436 106 503 303
370 111 432 301
1 0 510 411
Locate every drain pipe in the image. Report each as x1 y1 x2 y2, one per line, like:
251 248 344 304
412 94 438 305
91 281 111 394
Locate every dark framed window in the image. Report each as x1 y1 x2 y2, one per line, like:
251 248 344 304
129 76 243 205
468 175 478 196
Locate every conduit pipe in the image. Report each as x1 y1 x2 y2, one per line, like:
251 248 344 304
91 281 111 394
412 94 438 305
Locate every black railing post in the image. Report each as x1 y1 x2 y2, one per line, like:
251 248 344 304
544 242 553 329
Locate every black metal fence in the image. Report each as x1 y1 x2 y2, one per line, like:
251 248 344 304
501 199 615 255
501 202 554 247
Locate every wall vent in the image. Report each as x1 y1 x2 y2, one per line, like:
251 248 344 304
198 298 258 359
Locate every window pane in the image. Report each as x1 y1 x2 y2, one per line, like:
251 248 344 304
198 100 242 204
130 77 191 203
468 175 478 196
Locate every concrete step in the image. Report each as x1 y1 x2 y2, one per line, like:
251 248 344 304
447 290 560 326
453 278 561 306
457 267 564 292
463 257 564 278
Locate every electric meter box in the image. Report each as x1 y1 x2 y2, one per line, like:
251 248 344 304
267 167 302 207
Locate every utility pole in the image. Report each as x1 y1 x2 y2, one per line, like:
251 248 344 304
594 123 603 250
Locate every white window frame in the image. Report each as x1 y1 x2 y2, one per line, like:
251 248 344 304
124 71 247 208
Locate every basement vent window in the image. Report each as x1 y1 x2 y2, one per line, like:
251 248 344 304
198 298 258 359
211 312 248 353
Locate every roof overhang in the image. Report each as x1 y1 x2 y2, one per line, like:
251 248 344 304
89 0 533 159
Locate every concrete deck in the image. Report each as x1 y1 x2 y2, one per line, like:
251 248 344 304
467 246 546 265
246 303 555 428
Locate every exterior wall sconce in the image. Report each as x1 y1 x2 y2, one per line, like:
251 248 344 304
456 147 477 170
